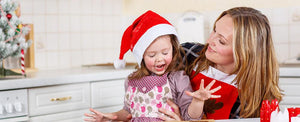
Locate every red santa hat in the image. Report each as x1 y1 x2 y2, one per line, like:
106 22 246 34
114 10 178 69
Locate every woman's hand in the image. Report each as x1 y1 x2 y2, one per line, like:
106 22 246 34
84 108 117 122
186 79 221 101
158 99 182 121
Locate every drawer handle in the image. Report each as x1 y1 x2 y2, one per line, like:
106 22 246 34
51 96 72 101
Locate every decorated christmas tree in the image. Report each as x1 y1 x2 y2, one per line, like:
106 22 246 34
0 0 32 76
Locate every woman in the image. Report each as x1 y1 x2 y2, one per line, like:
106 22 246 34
159 7 283 120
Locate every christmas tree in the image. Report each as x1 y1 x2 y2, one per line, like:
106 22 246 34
0 0 32 76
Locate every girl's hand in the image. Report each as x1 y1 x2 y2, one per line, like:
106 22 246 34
158 99 182 121
84 108 117 122
186 79 221 101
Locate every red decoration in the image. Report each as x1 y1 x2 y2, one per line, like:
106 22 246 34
260 99 279 122
21 49 25 76
288 107 300 122
6 13 12 20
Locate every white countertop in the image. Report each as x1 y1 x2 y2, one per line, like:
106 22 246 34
0 66 299 91
216 118 260 122
0 66 134 91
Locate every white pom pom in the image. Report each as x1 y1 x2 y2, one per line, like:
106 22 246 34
114 59 126 69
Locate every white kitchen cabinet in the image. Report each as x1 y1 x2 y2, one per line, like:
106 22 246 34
28 83 90 116
30 109 89 122
279 77 300 108
91 79 125 113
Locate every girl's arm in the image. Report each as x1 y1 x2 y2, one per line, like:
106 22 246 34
112 109 132 121
186 79 221 118
84 108 131 122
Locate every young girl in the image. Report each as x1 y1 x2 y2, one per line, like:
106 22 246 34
84 10 221 122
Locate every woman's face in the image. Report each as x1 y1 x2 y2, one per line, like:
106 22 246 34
143 35 173 75
205 14 234 72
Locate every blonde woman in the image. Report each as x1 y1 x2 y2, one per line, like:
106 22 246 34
159 7 283 120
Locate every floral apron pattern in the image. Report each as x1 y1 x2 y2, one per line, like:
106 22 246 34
125 73 173 119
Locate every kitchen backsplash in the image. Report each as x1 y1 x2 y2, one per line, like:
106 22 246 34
19 0 300 70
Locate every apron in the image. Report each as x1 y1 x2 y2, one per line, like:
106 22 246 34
125 73 174 121
190 66 238 119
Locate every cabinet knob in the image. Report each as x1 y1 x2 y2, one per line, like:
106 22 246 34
50 96 72 101
5 103 13 113
14 102 22 112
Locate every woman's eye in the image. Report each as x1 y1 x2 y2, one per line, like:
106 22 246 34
219 40 225 45
163 52 168 55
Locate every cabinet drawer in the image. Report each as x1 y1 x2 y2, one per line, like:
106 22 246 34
30 109 89 122
29 83 90 116
91 80 125 108
95 105 124 113
279 78 300 107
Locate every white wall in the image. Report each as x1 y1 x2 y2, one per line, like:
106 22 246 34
19 0 124 70
18 0 300 70
123 0 300 15
124 0 300 64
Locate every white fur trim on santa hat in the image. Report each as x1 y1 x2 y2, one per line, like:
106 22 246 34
114 59 126 69
133 24 178 67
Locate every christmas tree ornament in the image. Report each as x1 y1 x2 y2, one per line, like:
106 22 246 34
20 49 25 75
6 13 12 20
17 24 22 29
15 28 20 35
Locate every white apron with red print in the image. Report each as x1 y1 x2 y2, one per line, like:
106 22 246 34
125 73 173 121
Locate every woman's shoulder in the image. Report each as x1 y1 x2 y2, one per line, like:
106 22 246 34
181 42 205 53
181 42 205 66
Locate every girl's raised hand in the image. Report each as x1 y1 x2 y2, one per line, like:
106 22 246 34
84 108 117 122
185 79 221 101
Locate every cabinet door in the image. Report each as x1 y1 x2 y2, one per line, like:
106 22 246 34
30 109 89 122
95 105 124 113
91 79 125 108
29 83 90 116
279 78 300 108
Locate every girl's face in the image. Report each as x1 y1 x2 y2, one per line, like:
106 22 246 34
205 15 234 73
143 35 173 75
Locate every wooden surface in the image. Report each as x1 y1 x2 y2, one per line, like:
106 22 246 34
25 24 35 70
166 120 214 122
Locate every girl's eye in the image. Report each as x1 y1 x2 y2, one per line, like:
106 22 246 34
163 52 168 55
148 54 155 57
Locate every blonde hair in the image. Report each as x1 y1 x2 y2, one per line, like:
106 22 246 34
188 7 283 118
129 34 184 80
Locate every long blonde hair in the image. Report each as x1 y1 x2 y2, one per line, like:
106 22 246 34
188 7 283 118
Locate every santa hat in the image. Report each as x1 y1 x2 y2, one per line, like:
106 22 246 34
114 10 178 69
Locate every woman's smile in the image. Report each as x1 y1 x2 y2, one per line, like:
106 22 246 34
207 45 216 53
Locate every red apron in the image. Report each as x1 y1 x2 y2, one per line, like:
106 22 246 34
190 66 239 119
